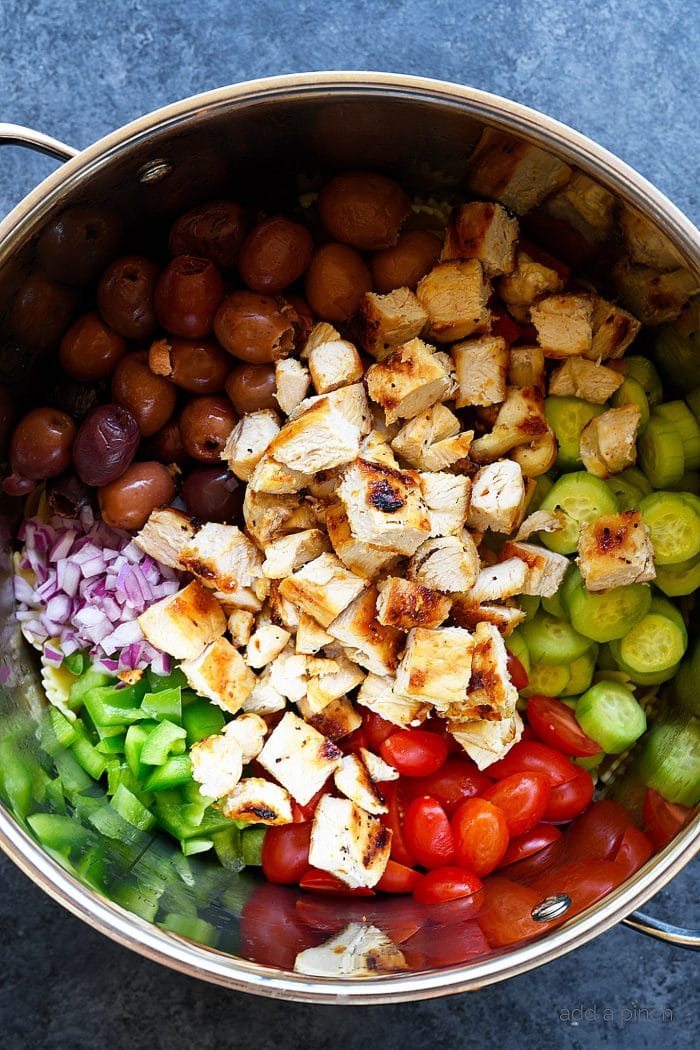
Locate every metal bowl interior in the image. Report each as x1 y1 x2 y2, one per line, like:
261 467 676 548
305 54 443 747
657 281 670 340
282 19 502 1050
0 72 698 1002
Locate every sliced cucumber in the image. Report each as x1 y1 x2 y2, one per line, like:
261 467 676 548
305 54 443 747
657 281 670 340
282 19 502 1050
612 376 650 433
545 396 604 471
520 612 592 666
639 490 700 566
636 714 700 807
576 680 647 754
539 472 619 555
655 400 700 470
638 414 686 488
561 567 651 643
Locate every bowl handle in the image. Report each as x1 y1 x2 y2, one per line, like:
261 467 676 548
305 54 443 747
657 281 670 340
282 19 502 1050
0 123 77 162
622 910 700 949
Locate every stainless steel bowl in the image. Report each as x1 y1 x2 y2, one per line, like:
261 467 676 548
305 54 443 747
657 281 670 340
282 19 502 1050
0 72 698 1002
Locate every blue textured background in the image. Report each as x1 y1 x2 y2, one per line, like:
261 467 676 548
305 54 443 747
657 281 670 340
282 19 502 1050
0 1 698 1046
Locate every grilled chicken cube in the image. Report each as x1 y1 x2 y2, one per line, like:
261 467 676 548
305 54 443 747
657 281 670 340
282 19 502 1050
337 459 431 557
267 643 308 702
530 293 596 358
395 626 475 711
497 252 564 323
459 621 518 721
359 748 399 783
586 297 643 360
418 432 474 471
334 754 387 814
138 580 226 660
470 386 550 463
376 577 452 631
419 470 471 537
134 508 197 569
467 128 571 213
466 558 528 603
440 201 519 277
356 673 431 728
408 534 480 593
278 552 366 628
275 357 311 416
612 259 698 325
245 624 291 668
548 357 624 403
577 510 656 591
449 599 525 636
452 335 509 408
326 587 404 676
502 540 570 598
258 711 343 805
416 260 491 343
268 396 361 473
325 502 400 581
305 652 366 713
309 795 391 888
468 460 526 535
190 715 266 799
508 346 546 389
450 711 524 770
228 609 255 648
294 923 406 977
221 409 280 482
579 404 641 478
515 509 566 541
247 454 313 494
359 430 402 470
295 612 335 655
267 580 301 631
242 667 287 715
357 287 429 359
391 402 472 471
180 636 256 713
179 522 263 595
298 696 363 741
289 382 372 437
365 338 453 425
306 324 364 393
620 206 685 271
261 529 330 579
243 489 317 549
221 777 294 825
543 171 615 246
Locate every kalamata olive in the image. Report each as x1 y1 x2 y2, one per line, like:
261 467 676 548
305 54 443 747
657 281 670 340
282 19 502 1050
112 352 177 437
370 230 442 293
11 272 78 353
304 243 372 322
214 291 296 364
72 404 140 487
146 418 191 467
154 255 225 338
179 395 237 463
0 385 16 454
98 461 176 531
8 407 76 481
285 295 315 346
168 200 247 269
148 336 231 393
97 256 159 339
225 362 277 414
3 473 37 496
238 216 314 294
49 378 107 421
37 205 123 286
59 312 127 381
182 466 244 522
47 473 93 517
318 172 410 250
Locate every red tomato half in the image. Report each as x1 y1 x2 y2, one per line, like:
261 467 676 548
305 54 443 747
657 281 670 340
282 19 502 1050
382 780 417 867
403 921 490 968
564 799 634 862
403 796 456 869
376 859 421 894
506 651 530 691
643 788 691 851
298 868 375 896
491 307 526 346
501 823 563 867
530 859 627 919
261 823 312 884
380 729 448 778
363 711 397 751
527 695 602 758
613 825 654 878
291 786 326 823
543 768 594 822
413 866 483 904
404 758 493 815
477 876 556 948
483 771 551 836
487 741 579 787
451 798 509 877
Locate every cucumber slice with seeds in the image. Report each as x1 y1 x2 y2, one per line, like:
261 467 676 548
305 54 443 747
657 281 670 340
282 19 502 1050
655 400 700 469
639 490 700 565
637 415 685 488
520 612 592 666
539 472 619 555
562 567 651 643
545 397 603 471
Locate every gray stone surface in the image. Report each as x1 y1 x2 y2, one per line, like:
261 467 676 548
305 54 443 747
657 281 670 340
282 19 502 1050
0 1 698 1047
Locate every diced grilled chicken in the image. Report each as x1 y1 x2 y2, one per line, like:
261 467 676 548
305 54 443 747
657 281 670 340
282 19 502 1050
334 753 388 814
179 522 263 595
467 460 526 535
221 409 281 482
337 459 431 557
502 541 570 598
376 577 452 631
267 643 308 702
577 510 656 591
359 430 402 470
586 297 642 360
356 672 430 728
450 711 524 770
309 795 392 888
228 609 255 647
326 587 404 676
530 293 596 357
548 357 624 403
440 201 519 277
419 470 471 537
543 172 615 246
289 382 372 436
612 259 699 325
181 636 256 714
325 502 400 581
261 529 330 579
497 252 564 323
294 923 406 977
360 748 399 783
515 509 566 541
452 335 509 408
365 338 453 425
416 260 491 343
190 727 244 800
419 432 474 472
225 712 268 761
408 534 480 593
508 346 546 389
275 358 311 416
278 552 366 628
470 386 550 464
391 403 472 471
306 324 364 393
459 620 518 722
221 777 294 825
465 558 528 603
138 580 226 660
449 598 525 636
267 396 361 473
245 624 291 668
134 508 197 569
307 467 343 502
243 489 317 549
579 404 641 478
466 128 572 214
357 287 429 359
305 651 366 713
242 667 287 715
295 612 335 655
395 626 474 712
258 711 343 805
247 454 313 494
267 580 302 631
298 696 363 741
619 206 686 271
212 586 263 614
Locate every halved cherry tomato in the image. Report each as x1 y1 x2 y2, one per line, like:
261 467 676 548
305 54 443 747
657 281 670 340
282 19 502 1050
527 695 602 758
483 771 551 836
413 865 483 904
506 651 530 691
613 825 654 878
376 859 422 894
403 920 490 968
380 729 448 778
382 780 417 867
295 895 424 943
543 768 594 822
643 788 691 851
491 306 526 346
564 799 634 862
298 868 375 896
341 725 368 755
487 740 579 786
403 795 455 869
501 822 563 867
241 884 321 968
363 710 397 751
261 823 312 884
291 786 326 823
404 757 493 815
451 798 509 877
530 858 627 919
477 876 556 948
